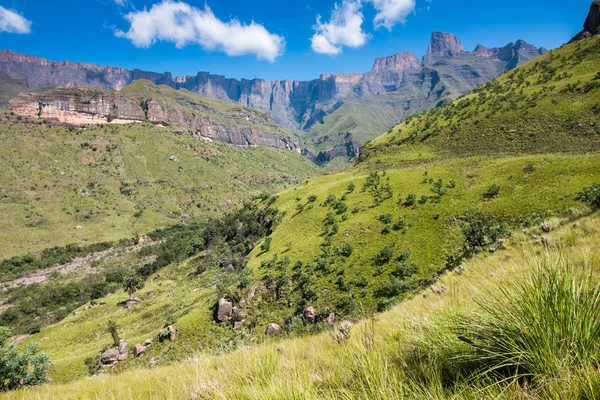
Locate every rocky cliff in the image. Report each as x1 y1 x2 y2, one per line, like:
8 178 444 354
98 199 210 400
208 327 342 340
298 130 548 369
7 83 300 152
0 31 547 161
572 0 600 42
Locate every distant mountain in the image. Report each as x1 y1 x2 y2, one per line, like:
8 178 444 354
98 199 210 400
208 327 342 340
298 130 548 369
0 32 547 162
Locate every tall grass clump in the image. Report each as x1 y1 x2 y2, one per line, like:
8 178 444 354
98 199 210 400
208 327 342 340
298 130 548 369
409 252 600 396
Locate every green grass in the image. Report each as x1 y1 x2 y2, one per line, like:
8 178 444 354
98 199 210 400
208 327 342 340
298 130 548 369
4 212 599 399
0 115 320 258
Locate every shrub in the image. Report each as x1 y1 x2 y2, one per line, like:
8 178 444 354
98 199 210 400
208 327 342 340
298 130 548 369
260 237 272 252
404 194 417 207
307 195 317 203
108 320 120 348
375 247 394 265
378 214 394 224
483 184 501 199
581 183 600 208
460 211 509 251
336 243 354 258
347 183 355 193
0 327 50 391
123 273 144 300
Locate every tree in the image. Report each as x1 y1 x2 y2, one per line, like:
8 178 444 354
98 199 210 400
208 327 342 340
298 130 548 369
0 327 50 391
123 273 144 300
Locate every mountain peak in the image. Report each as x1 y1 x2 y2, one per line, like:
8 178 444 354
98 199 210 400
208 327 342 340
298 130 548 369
571 0 600 42
423 32 465 65
371 52 421 73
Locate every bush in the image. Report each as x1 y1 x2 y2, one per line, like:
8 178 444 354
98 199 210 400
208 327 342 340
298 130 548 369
260 237 272 252
581 183 600 208
404 194 417 207
460 211 508 251
108 320 120 348
375 247 394 265
0 327 50 391
483 184 501 199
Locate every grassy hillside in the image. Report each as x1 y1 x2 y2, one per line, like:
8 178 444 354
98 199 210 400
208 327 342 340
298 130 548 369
5 212 599 399
0 114 320 258
365 36 600 164
238 35 600 332
1 33 598 399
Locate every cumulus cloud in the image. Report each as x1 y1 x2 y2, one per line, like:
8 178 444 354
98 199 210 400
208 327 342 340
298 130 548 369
114 1 285 62
0 6 32 34
368 0 416 29
311 0 368 55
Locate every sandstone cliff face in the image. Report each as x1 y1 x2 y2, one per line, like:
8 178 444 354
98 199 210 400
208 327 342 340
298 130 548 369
7 88 145 125
7 87 300 152
371 52 421 73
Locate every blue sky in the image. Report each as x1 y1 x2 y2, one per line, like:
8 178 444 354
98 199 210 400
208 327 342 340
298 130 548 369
0 0 592 81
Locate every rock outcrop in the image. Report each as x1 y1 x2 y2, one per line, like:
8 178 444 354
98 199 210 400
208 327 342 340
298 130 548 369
7 86 301 152
423 32 465 65
216 298 233 323
265 323 281 336
371 52 421 73
302 141 361 164
572 1 600 42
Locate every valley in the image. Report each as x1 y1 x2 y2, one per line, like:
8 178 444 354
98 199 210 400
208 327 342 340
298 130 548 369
0 1 598 398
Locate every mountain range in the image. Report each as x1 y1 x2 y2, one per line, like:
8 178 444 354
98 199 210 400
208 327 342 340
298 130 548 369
0 32 547 162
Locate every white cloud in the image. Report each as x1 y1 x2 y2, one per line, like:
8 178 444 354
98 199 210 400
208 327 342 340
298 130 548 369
311 0 368 55
114 0 127 6
114 1 285 62
367 0 416 29
0 6 32 34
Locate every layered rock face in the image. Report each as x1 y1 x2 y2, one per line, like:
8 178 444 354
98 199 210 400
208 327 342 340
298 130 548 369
7 88 145 125
371 52 421 73
7 87 300 152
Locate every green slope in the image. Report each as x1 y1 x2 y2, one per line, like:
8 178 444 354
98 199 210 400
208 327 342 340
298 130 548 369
240 36 600 329
0 114 320 258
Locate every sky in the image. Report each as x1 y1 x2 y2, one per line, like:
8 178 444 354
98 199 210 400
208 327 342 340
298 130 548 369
0 0 593 81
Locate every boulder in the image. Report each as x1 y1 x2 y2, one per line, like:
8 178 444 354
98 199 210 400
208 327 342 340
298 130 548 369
265 323 281 336
100 348 120 365
216 298 233 323
119 340 129 355
167 326 178 341
303 307 316 324
327 312 336 327
133 344 146 357
143 338 153 346
233 321 245 330
232 307 248 322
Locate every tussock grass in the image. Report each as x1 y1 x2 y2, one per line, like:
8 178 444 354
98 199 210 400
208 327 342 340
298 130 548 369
5 213 599 399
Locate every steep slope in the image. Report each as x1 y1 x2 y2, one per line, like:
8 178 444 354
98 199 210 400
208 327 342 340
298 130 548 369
238 35 600 334
0 112 319 258
0 33 546 162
